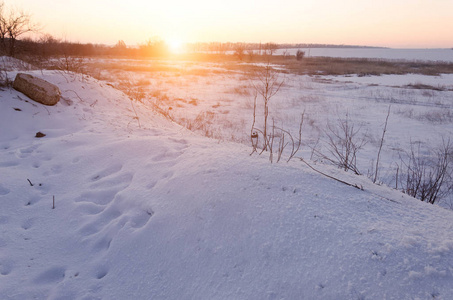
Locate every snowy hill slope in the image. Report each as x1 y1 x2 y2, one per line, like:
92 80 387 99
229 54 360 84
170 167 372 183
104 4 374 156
1 70 453 299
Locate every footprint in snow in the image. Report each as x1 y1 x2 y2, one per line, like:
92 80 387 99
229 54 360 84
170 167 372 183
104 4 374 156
89 173 133 190
78 208 122 237
21 218 34 230
129 209 154 229
94 265 109 280
42 164 63 176
33 266 66 284
92 236 113 253
74 203 105 215
0 259 14 275
74 189 122 206
0 185 10 196
89 164 123 182
15 144 40 159
0 160 19 168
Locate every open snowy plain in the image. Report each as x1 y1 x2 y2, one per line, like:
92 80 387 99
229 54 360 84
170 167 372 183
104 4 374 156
1 56 453 299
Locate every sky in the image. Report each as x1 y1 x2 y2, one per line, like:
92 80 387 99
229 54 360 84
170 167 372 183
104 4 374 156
11 0 453 48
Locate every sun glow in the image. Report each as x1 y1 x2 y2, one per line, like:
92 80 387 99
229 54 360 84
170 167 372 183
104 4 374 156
12 0 453 48
167 38 184 54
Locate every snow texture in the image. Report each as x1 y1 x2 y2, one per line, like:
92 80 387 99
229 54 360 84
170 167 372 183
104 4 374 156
1 63 453 299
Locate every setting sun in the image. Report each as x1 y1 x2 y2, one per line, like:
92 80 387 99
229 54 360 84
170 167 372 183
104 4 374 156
166 38 184 54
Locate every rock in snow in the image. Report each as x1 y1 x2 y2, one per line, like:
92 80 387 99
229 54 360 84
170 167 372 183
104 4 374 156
13 73 61 106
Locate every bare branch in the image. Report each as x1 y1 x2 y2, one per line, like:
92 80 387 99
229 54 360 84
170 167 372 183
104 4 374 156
373 106 391 183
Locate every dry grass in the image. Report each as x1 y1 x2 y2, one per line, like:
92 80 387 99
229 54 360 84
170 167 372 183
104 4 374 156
279 57 453 76
395 107 453 124
225 84 253 96
404 83 447 91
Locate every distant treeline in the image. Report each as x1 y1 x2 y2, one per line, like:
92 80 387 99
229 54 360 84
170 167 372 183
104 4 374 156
8 35 384 59
9 36 170 58
186 42 385 53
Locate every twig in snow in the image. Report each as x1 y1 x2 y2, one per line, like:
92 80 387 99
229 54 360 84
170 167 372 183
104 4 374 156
299 158 363 190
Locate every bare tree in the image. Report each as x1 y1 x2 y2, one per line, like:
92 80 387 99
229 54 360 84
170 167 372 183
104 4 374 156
250 61 284 151
0 2 6 54
234 43 246 61
246 48 255 61
0 2 38 56
263 42 278 56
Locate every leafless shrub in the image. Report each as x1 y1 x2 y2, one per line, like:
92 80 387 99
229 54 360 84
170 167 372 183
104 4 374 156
0 64 10 88
57 54 86 74
319 114 366 175
119 80 146 128
149 89 170 102
296 50 305 61
249 61 284 152
398 139 453 204
227 84 252 96
184 110 216 135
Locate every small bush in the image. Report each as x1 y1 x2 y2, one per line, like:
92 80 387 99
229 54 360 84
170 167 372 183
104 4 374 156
296 50 305 61
398 140 453 204
320 115 366 175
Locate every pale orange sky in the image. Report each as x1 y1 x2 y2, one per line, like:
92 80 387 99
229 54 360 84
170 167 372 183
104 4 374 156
13 0 453 48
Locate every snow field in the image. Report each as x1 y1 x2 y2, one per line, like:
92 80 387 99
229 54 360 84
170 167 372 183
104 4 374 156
96 60 453 206
0 62 453 299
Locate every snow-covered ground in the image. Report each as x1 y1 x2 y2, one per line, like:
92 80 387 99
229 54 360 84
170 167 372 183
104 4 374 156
93 59 453 208
1 59 453 299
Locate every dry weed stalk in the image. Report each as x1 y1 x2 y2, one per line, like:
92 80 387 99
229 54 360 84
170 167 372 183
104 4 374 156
373 106 391 183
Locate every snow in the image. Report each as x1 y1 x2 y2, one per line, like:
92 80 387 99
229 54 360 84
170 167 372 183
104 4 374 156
95 60 452 206
326 73 453 89
1 62 453 299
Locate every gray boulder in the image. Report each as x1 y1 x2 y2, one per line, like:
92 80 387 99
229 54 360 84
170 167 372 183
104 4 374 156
13 73 61 106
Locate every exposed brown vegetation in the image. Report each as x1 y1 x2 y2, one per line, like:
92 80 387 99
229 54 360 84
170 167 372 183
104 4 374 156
279 57 453 76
